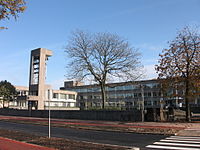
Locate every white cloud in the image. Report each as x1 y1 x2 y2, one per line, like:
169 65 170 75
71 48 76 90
143 64 158 80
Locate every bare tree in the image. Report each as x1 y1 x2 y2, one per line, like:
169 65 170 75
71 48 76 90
0 0 26 29
65 30 143 109
156 26 200 121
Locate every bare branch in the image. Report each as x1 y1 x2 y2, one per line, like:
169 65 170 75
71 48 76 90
155 25 200 121
65 30 143 108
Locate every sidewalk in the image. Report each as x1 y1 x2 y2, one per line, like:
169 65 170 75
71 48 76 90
176 123 200 136
0 137 55 150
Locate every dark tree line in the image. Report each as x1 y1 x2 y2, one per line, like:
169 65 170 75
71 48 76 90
0 80 16 108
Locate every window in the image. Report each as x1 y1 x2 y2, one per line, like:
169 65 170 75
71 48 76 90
144 92 148 97
153 83 160 88
29 91 38 96
197 98 200 105
92 88 100 92
107 87 115 91
80 88 87 92
69 94 75 99
23 91 27 95
94 95 101 99
144 83 153 89
116 93 124 98
153 101 158 106
148 92 152 97
132 85 140 90
87 88 93 92
153 92 157 97
116 86 124 91
134 93 138 98
125 93 133 98
124 85 133 90
134 101 138 106
53 93 58 99
147 101 152 106
143 92 151 97
145 101 152 106
138 93 142 97
75 88 87 93
108 94 115 99
60 94 66 99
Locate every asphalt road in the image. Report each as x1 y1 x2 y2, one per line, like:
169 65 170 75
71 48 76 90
0 120 166 149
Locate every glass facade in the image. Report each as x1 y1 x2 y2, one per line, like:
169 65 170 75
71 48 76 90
65 80 163 109
63 79 200 110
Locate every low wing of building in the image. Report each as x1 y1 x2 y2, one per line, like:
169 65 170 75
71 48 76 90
9 86 79 110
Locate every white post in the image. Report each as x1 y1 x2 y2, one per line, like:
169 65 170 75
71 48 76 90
48 89 51 139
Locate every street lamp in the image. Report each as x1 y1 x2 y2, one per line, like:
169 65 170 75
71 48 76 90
48 89 51 139
140 84 145 122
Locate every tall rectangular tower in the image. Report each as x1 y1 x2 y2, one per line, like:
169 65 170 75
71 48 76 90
28 48 52 110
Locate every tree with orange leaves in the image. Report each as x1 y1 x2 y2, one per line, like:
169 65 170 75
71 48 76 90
156 26 200 122
0 0 26 29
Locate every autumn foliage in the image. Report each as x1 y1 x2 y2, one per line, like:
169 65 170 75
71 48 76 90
156 26 200 121
0 0 26 29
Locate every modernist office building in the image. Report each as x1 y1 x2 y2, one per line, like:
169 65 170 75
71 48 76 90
9 86 78 110
61 80 200 110
9 48 79 110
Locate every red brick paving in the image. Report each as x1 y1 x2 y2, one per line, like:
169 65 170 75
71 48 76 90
0 137 55 150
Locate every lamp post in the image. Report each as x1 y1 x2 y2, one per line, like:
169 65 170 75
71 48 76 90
48 89 51 139
141 84 145 122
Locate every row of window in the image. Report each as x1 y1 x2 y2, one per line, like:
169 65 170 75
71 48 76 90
17 90 76 100
74 83 160 93
83 100 160 107
79 91 161 100
53 93 75 99
126 101 159 106
17 91 28 96
44 101 75 107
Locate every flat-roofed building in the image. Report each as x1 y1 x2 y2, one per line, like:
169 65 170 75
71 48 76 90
61 80 200 110
44 89 78 110
9 86 79 110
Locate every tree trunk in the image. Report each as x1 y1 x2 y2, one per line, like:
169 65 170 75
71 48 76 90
185 79 191 122
100 83 106 109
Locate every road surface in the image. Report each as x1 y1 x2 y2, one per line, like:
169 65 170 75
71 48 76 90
0 120 166 149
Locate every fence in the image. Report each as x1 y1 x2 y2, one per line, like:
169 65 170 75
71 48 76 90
0 108 142 122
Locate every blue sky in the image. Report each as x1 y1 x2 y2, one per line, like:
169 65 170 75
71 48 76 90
0 0 199 89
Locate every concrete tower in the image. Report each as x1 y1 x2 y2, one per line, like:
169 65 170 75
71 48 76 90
28 48 52 110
